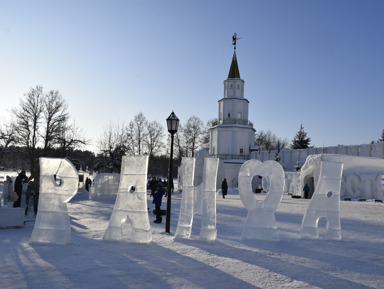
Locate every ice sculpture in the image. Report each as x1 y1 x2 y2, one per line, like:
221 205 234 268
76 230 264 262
175 157 219 241
103 155 151 243
175 158 196 238
90 173 120 199
238 160 285 241
30 158 78 245
301 161 343 240
199 157 219 241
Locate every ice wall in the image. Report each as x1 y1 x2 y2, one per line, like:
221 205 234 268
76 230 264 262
103 155 151 243
296 154 384 200
238 160 285 241
90 173 120 199
301 161 343 240
30 158 78 245
254 142 384 172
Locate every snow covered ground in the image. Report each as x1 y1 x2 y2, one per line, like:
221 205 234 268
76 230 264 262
1 190 383 289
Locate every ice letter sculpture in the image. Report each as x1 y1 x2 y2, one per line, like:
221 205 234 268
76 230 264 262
199 157 219 241
30 158 78 245
238 160 285 241
103 155 151 243
301 161 343 240
175 158 196 238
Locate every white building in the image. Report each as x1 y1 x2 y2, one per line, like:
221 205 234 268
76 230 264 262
209 49 255 162
209 43 256 187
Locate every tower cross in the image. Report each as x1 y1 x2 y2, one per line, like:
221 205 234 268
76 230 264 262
232 33 241 50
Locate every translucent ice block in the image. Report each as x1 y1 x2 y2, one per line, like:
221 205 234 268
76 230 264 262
199 157 219 241
103 155 151 243
30 158 78 245
301 161 343 240
175 158 195 238
238 160 285 241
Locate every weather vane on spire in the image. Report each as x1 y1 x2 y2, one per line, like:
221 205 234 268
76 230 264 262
232 33 241 51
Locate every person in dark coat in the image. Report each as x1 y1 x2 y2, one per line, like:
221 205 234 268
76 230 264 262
25 167 40 215
152 182 165 223
303 183 310 199
221 178 228 199
13 170 27 208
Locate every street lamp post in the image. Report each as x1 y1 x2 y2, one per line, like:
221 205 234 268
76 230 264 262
165 111 179 233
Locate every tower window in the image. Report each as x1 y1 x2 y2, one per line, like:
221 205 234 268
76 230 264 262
238 112 241 118
240 148 244 154
228 113 230 118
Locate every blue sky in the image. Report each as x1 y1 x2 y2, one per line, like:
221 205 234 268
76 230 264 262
1 0 383 153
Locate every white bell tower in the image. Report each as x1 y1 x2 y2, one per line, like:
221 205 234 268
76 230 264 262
209 34 255 161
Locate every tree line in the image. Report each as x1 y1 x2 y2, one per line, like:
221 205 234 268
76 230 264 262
2 85 383 176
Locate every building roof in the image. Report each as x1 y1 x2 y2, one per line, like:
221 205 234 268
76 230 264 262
227 52 241 79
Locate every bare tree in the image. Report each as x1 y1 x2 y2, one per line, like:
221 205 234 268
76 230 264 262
98 122 127 152
127 112 148 155
96 122 129 172
12 85 44 171
182 116 204 157
200 119 215 152
41 90 69 156
168 125 185 164
255 130 288 151
0 119 17 148
0 119 18 167
56 121 88 157
146 120 165 156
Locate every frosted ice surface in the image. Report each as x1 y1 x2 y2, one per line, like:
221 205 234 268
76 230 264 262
238 160 285 241
175 158 195 238
301 161 343 240
199 157 219 241
193 154 205 214
103 155 151 243
30 158 78 245
90 173 120 199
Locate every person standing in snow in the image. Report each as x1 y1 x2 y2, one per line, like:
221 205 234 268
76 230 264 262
25 166 40 215
303 183 310 199
13 170 27 208
221 178 228 198
152 182 165 223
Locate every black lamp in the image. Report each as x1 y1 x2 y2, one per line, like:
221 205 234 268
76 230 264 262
165 111 179 233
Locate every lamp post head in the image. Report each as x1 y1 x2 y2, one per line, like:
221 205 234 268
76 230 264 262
166 111 179 135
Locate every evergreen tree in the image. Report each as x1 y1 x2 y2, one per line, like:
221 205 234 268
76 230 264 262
291 124 311 149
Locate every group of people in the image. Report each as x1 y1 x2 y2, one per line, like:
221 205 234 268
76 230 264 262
1 169 40 216
149 177 174 196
